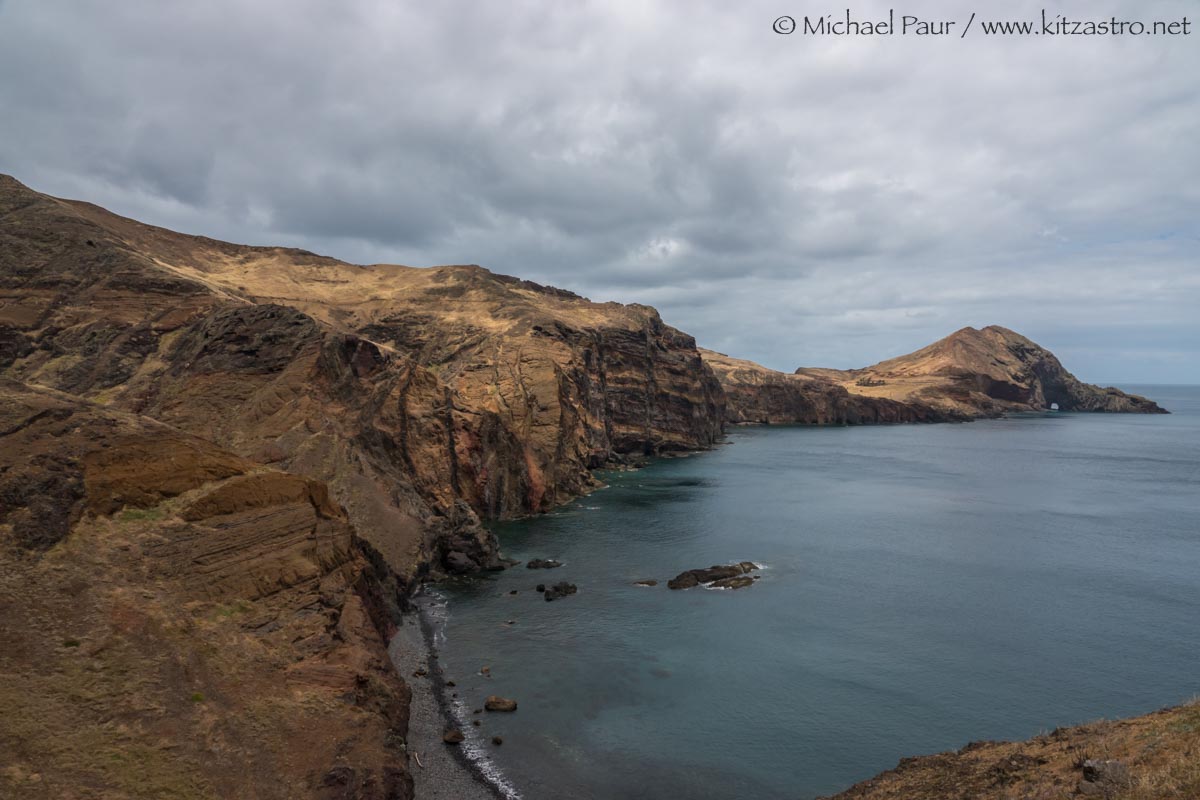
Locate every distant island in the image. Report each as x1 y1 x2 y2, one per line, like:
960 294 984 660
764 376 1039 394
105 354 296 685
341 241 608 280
0 174 1183 800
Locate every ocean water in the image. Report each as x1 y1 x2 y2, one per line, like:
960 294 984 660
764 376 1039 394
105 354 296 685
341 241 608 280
430 386 1200 799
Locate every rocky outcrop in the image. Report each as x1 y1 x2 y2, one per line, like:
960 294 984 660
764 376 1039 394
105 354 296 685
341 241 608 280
823 701 1200 800
702 350 960 425
704 326 1165 426
796 326 1167 419
0 380 414 799
667 562 760 590
542 581 578 601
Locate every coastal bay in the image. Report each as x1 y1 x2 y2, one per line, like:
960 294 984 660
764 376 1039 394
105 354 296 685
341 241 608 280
430 387 1200 799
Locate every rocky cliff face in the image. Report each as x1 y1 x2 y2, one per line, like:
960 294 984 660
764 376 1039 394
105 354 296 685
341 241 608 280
0 173 724 799
0 174 723 583
701 349 961 425
0 380 413 799
704 326 1165 426
796 326 1166 418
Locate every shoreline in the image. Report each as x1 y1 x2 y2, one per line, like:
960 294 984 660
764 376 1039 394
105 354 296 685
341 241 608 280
388 590 518 800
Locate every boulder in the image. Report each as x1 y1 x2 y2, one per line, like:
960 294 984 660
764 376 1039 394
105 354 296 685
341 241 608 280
443 728 464 744
485 695 518 712
543 582 578 601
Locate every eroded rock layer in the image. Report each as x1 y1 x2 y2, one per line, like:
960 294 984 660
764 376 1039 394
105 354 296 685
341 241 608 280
0 174 724 582
0 380 413 800
702 350 963 425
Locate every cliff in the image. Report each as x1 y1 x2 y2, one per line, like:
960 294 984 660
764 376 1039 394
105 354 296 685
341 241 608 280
0 173 724 798
796 326 1166 418
701 349 960 425
704 326 1165 426
0 174 723 584
0 380 413 799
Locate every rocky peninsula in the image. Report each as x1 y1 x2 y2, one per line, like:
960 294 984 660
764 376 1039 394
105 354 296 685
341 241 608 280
0 174 1182 799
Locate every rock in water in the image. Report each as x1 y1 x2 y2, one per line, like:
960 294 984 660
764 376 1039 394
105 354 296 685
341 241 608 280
634 579 658 586
667 572 700 590
525 558 563 569
667 562 757 589
543 581 578 601
485 696 518 712
711 575 756 589
443 728 465 744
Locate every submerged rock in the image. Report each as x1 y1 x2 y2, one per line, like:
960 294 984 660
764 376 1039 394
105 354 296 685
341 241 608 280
492 736 504 745
526 558 563 569
667 562 758 590
543 581 578 601
485 695 518 712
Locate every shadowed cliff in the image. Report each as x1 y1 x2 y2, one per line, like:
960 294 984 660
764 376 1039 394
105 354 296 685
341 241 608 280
0 173 723 584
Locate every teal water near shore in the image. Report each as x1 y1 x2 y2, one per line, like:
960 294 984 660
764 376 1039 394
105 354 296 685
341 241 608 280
433 386 1200 799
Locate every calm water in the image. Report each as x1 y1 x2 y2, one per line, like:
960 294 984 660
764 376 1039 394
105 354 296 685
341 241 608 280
431 386 1200 799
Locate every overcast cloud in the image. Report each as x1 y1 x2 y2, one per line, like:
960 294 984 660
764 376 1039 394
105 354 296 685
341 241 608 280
1 0 1197 382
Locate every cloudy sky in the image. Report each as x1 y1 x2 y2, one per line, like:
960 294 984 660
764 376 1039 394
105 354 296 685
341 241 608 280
1 0 1197 382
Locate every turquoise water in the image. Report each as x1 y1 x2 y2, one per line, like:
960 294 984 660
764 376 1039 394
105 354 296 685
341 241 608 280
433 386 1200 799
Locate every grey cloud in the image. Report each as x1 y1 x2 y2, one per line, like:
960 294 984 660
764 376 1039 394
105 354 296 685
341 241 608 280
0 0 1196 381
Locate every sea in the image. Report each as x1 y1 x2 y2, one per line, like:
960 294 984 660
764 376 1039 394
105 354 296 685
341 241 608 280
424 385 1200 799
